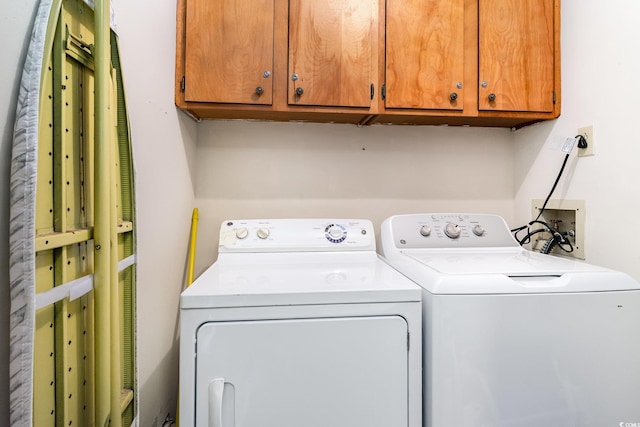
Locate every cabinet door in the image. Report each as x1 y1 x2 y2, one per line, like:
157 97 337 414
184 0 274 104
288 0 377 108
479 0 555 112
385 0 464 110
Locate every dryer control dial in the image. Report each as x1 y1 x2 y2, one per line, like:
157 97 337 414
257 227 270 239
419 225 432 237
325 224 347 243
444 223 461 239
473 224 485 236
236 227 249 239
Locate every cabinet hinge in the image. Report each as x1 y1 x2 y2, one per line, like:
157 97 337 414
370 83 375 100
381 84 386 100
181 76 185 93
552 91 556 104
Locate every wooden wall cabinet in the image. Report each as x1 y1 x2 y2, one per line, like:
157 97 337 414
288 0 378 109
183 0 275 105
385 0 466 112
175 0 560 128
478 0 556 114
176 0 381 124
378 0 560 127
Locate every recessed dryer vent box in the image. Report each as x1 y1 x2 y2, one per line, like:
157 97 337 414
531 199 585 259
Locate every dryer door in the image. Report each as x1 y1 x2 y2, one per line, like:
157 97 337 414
195 316 409 427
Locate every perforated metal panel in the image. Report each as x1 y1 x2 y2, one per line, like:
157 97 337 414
33 0 136 425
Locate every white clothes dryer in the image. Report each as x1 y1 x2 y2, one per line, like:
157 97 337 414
380 213 640 427
180 219 422 427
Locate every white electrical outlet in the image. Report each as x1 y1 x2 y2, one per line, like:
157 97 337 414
578 125 595 157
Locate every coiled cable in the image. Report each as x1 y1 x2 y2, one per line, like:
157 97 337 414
540 231 574 254
511 152 573 253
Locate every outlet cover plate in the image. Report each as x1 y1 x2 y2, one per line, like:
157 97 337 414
578 125 595 157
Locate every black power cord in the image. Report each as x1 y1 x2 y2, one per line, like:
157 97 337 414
540 230 574 254
510 152 570 245
511 135 584 254
534 152 570 222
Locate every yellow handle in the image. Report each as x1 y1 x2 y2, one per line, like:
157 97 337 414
186 208 200 287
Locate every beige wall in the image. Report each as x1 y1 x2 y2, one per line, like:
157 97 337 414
192 121 514 273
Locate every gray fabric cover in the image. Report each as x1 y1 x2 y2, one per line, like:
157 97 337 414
9 0 52 424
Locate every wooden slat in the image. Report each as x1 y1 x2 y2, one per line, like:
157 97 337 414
36 227 93 252
116 221 133 234
120 389 134 413
34 250 56 427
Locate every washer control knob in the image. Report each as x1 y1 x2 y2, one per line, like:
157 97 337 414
419 225 432 237
236 227 249 239
472 224 485 236
444 223 461 239
256 228 270 239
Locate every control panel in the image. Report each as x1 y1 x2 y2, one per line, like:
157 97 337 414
219 219 376 252
383 214 519 250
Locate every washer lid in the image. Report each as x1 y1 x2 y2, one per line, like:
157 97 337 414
395 248 640 294
405 248 603 276
181 252 421 309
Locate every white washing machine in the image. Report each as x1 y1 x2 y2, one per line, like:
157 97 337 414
380 213 640 427
180 219 422 427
